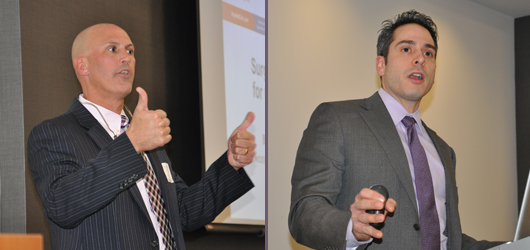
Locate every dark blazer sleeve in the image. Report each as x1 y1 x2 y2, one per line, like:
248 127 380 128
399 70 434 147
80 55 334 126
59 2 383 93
27 118 148 229
173 151 254 231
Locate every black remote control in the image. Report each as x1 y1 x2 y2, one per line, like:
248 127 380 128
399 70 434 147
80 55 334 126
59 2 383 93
366 185 389 230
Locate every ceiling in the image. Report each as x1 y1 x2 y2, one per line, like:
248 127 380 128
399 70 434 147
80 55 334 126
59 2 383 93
470 0 530 18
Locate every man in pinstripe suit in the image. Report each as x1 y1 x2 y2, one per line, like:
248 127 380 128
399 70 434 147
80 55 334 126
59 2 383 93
27 23 256 250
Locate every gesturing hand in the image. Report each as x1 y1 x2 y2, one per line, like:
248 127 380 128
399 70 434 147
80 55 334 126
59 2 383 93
227 112 257 170
126 87 172 153
349 188 397 241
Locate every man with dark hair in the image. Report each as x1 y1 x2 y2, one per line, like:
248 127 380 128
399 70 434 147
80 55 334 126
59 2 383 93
376 10 438 62
28 23 256 250
289 10 502 250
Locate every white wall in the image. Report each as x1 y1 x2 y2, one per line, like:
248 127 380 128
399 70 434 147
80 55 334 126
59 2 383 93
268 1 517 249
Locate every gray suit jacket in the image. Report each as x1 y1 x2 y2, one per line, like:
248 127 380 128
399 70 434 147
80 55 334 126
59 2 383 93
289 92 500 250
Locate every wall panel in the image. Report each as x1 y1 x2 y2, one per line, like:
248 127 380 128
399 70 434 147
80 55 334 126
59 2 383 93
0 0 26 234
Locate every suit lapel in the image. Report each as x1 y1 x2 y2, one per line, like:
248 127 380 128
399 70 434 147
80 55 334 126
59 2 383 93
145 149 181 238
424 127 452 171
69 98 113 149
129 185 152 221
423 125 453 180
359 93 419 213
68 97 153 221
423 123 456 210
423 123 460 247
146 150 186 248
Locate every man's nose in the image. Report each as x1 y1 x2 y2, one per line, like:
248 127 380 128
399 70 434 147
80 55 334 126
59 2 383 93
413 53 425 66
121 56 131 64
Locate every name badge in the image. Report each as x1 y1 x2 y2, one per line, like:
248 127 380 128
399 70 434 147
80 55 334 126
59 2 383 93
161 162 174 183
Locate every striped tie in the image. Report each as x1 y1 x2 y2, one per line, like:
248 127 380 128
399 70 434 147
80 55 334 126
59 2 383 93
121 115 175 249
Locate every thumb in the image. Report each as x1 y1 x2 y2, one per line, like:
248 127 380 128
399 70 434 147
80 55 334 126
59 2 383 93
135 87 149 112
235 112 255 132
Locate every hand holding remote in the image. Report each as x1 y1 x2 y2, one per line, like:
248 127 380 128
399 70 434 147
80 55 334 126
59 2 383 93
349 185 396 240
366 185 389 230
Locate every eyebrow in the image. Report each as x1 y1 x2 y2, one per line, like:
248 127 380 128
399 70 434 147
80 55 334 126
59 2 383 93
105 41 135 48
395 40 437 52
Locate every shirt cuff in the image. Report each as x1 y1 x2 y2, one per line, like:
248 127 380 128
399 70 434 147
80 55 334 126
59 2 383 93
346 218 373 249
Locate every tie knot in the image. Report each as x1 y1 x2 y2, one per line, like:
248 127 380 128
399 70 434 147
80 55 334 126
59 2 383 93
121 115 130 132
402 116 416 128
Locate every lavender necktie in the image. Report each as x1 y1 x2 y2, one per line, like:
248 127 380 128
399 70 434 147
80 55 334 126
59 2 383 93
402 116 440 250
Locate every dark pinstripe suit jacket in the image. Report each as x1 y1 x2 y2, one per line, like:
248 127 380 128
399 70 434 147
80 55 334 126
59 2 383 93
28 98 254 250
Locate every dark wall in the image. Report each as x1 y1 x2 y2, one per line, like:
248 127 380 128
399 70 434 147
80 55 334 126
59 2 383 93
20 1 202 249
515 15 530 211
163 1 205 186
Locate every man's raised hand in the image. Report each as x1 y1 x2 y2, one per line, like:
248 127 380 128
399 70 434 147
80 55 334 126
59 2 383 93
228 112 257 170
126 87 171 153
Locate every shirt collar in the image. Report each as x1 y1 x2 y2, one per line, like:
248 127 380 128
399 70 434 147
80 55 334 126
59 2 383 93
78 94 126 138
378 88 425 136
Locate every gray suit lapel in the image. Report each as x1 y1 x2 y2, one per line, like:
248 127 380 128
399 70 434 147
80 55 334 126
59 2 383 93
423 123 461 247
423 123 456 210
359 93 419 214
423 125 453 179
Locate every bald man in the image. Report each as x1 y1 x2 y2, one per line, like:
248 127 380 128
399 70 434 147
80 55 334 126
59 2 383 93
28 23 255 250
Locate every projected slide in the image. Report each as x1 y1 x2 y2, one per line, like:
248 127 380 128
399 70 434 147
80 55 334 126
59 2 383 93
222 0 265 222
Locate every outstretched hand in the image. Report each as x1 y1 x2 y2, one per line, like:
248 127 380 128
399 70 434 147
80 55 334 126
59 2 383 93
227 112 257 170
349 188 397 241
126 87 172 153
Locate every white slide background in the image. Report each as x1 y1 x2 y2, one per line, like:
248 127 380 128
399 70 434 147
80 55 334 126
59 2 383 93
199 0 265 225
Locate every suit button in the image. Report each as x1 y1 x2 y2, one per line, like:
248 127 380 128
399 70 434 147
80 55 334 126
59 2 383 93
151 240 159 247
414 223 421 231
119 183 124 189
128 177 134 182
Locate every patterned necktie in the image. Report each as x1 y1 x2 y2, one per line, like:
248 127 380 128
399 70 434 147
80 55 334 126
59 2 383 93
120 115 130 133
120 115 175 250
402 116 440 250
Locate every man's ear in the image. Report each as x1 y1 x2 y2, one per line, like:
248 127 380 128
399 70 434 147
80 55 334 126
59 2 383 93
73 57 89 76
376 55 386 77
